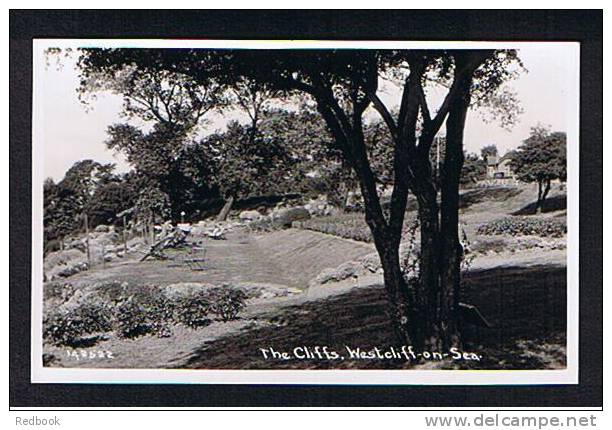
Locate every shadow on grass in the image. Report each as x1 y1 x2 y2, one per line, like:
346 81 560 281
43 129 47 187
458 187 524 210
181 265 566 370
512 195 566 215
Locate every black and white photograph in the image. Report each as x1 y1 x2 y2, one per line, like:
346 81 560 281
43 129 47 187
29 39 581 385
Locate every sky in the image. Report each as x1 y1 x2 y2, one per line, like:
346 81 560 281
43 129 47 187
36 43 578 181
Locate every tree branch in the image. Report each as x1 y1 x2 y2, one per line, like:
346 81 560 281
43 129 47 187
367 91 399 141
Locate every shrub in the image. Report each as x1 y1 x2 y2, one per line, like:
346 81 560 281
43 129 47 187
113 291 175 339
246 217 284 233
43 302 113 346
297 212 419 243
295 213 374 242
477 217 566 238
44 281 250 344
471 237 509 255
208 286 248 322
174 292 212 328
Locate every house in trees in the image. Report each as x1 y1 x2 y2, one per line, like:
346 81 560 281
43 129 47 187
486 152 516 181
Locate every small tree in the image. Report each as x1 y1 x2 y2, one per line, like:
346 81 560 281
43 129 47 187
511 126 566 212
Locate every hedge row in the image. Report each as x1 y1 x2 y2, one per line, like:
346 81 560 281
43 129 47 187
295 213 419 243
44 283 247 347
477 217 567 238
294 213 374 242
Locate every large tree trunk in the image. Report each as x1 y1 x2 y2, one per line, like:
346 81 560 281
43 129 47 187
437 82 471 349
216 195 234 221
376 238 414 346
350 115 417 347
413 181 442 349
306 49 487 356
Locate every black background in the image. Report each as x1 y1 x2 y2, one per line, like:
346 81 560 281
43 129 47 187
9 9 603 408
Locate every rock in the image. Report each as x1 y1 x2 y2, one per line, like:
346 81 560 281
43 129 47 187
259 291 276 299
68 240 86 253
360 252 382 273
312 260 362 286
177 223 192 232
239 210 262 222
58 287 100 312
44 248 85 268
234 282 298 300
94 224 109 233
163 282 215 300
275 207 311 227
91 231 119 247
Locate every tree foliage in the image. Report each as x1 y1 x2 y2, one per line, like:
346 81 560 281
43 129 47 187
511 126 566 209
480 144 498 159
84 177 137 227
44 160 121 242
461 153 487 185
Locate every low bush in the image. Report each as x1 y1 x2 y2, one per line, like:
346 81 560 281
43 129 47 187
114 292 176 339
471 237 509 255
43 282 249 345
174 292 213 328
208 286 248 322
477 217 566 238
295 213 374 242
297 212 418 243
43 302 113 347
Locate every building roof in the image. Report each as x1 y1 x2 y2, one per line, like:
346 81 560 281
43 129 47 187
486 155 499 166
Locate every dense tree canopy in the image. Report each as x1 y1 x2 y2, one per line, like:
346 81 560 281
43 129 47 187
461 153 487 185
44 160 123 244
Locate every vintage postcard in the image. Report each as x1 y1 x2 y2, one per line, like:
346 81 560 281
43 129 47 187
31 39 579 385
